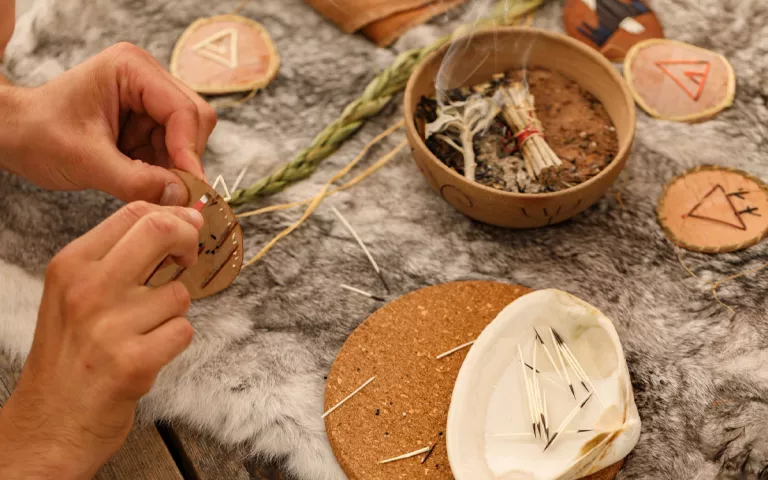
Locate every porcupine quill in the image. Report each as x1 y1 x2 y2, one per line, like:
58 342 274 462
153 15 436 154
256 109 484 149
544 393 593 452
552 329 590 392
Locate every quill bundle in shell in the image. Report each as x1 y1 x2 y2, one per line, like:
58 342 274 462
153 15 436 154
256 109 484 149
447 289 640 479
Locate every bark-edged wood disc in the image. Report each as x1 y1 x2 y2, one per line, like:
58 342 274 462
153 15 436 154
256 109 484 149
624 39 735 122
170 15 280 95
563 0 663 62
324 281 624 479
147 170 244 299
657 166 768 253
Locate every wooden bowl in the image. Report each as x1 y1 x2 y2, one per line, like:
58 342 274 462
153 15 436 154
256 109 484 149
403 27 636 228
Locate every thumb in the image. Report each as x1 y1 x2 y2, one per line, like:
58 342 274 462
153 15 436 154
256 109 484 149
93 147 190 206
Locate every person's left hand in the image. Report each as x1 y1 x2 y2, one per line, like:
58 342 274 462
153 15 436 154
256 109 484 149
2 42 217 205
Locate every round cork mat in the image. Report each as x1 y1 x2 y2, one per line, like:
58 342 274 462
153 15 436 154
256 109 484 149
324 281 625 479
170 14 280 95
657 166 768 253
624 39 735 122
147 170 244 299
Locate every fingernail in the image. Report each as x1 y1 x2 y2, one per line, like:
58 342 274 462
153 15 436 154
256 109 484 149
182 208 204 227
160 182 185 206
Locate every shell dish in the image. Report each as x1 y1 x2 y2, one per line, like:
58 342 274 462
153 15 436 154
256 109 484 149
447 289 640 479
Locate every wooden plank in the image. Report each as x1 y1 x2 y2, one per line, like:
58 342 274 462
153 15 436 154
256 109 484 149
0 352 181 479
245 456 297 480
160 423 251 480
95 425 183 480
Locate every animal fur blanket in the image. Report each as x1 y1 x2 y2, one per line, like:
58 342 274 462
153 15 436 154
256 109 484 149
1 0 767 478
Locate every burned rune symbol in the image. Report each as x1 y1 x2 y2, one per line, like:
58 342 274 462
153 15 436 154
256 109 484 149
685 184 759 231
738 207 761 217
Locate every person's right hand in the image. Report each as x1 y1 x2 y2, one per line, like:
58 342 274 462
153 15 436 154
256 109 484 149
0 201 203 480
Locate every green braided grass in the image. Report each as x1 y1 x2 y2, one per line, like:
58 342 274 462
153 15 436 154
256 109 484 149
228 0 543 206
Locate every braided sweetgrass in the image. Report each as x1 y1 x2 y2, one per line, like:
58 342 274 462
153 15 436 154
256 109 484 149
227 0 543 206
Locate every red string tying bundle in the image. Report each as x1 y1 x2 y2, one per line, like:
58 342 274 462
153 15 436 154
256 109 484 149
504 126 545 154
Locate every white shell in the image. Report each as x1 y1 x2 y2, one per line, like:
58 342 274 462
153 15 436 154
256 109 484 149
447 289 641 480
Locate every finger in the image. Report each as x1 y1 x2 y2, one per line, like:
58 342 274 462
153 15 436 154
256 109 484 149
90 140 189 205
170 76 217 156
138 48 217 158
102 211 202 284
110 45 206 180
136 316 195 373
119 282 191 334
66 202 204 261
118 112 156 154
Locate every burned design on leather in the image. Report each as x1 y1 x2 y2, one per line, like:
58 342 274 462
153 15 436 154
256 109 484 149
686 184 761 231
657 166 768 253
147 170 245 299
170 15 280 95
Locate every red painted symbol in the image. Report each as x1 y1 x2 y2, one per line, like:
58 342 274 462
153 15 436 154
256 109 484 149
655 60 711 101
192 194 210 212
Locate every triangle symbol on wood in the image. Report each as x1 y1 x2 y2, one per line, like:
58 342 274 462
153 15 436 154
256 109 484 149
687 184 746 230
656 60 711 101
191 28 238 69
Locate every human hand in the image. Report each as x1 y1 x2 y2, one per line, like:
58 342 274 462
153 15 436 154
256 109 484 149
0 42 216 205
0 202 203 479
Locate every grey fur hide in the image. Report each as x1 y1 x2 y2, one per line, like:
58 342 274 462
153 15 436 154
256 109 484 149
1 0 767 478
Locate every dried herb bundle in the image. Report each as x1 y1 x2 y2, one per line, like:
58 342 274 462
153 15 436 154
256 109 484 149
425 95 500 182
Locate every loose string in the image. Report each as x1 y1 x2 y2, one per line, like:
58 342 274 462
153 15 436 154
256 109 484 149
210 88 258 110
676 251 767 314
231 0 249 15
241 121 406 266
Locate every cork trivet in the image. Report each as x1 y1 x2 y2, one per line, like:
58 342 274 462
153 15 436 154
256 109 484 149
170 15 280 95
563 0 663 62
624 39 735 122
324 281 624 479
147 170 244 299
657 166 768 253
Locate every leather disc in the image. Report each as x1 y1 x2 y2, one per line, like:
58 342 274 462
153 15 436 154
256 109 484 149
170 14 280 95
624 39 735 122
657 166 768 253
147 170 244 299
563 0 663 62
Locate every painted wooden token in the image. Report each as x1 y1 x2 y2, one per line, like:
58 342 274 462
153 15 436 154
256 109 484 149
170 15 280 95
324 281 624 480
147 170 244 299
657 166 768 253
563 0 664 62
624 39 736 122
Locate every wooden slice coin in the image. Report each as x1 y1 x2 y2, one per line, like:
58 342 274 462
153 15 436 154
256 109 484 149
170 15 280 95
147 170 244 299
624 39 735 122
657 166 768 253
563 0 663 62
324 281 624 479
